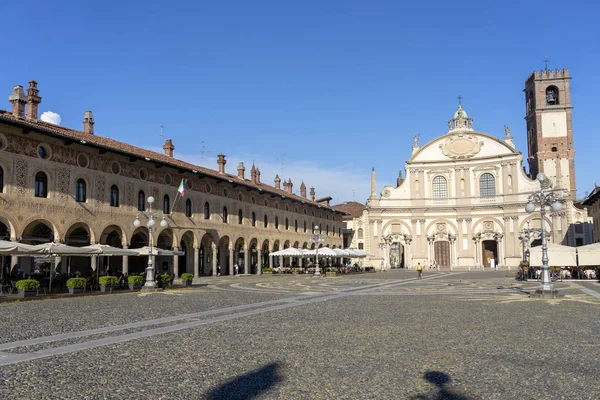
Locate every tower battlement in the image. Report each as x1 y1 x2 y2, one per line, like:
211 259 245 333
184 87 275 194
526 69 570 86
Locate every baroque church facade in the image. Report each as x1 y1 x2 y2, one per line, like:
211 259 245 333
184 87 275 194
346 68 592 270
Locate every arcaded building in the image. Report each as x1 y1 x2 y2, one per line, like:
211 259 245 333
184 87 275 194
344 67 592 270
0 81 344 277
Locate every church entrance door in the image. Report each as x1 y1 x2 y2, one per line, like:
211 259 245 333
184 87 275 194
482 240 498 268
434 241 451 268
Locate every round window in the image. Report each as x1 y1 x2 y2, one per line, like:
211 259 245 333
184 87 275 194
264 200 268 206
0 134 6 151
238 193 243 201
206 183 212 193
251 196 256 204
77 153 89 168
37 144 50 159
223 188 229 197
139 168 148 181
275 203 279 209
186 179 194 189
111 161 121 175
164 173 172 185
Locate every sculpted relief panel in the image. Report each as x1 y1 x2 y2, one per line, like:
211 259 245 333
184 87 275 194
440 133 484 160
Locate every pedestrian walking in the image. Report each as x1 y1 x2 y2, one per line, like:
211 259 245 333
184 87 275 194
234 263 239 275
417 262 423 278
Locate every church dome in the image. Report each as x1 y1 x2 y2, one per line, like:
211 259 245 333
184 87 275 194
453 105 468 119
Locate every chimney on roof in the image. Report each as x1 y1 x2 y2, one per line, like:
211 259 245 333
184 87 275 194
8 85 27 117
300 181 306 198
217 153 226 174
274 175 281 189
256 168 261 183
250 164 257 183
163 139 174 157
237 162 245 179
83 111 95 135
310 187 315 201
288 179 293 193
26 81 41 119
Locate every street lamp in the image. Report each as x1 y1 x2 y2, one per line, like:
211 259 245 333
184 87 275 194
133 196 168 288
524 173 564 296
310 225 325 276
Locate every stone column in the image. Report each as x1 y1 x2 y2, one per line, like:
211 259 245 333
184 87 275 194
243 245 249 274
91 256 97 273
122 245 129 275
211 243 217 276
193 247 200 277
257 249 262 274
173 248 179 277
229 247 234 275
278 256 283 268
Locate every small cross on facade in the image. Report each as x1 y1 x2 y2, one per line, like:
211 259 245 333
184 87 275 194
457 95 463 106
544 56 550 71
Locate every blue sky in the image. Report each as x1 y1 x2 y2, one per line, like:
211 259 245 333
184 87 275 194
2 0 599 203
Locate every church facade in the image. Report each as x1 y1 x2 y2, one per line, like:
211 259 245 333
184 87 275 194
345 68 592 270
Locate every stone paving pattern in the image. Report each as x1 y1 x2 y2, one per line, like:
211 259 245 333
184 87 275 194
0 271 598 399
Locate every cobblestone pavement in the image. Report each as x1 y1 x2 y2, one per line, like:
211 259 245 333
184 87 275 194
0 270 598 399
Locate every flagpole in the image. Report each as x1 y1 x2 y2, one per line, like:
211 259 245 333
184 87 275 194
171 179 186 214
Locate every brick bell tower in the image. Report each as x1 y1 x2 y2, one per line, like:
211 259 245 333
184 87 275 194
524 65 576 200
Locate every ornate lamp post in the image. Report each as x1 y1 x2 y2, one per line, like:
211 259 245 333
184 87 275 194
310 225 325 276
524 173 564 296
133 196 168 288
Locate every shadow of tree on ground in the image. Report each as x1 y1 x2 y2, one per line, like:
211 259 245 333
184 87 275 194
205 362 283 400
410 370 475 400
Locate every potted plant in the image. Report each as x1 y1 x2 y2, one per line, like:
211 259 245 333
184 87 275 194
16 279 40 298
180 273 194 287
66 277 86 294
157 273 171 289
326 267 337 277
128 275 143 290
99 276 118 293
261 267 273 274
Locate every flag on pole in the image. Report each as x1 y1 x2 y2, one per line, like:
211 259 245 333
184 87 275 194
178 179 186 197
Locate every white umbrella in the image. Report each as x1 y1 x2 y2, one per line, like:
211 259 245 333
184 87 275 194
0 240 44 255
269 248 305 257
529 243 577 267
304 248 338 257
134 246 184 257
80 244 139 256
332 248 351 256
575 242 600 266
32 242 96 256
